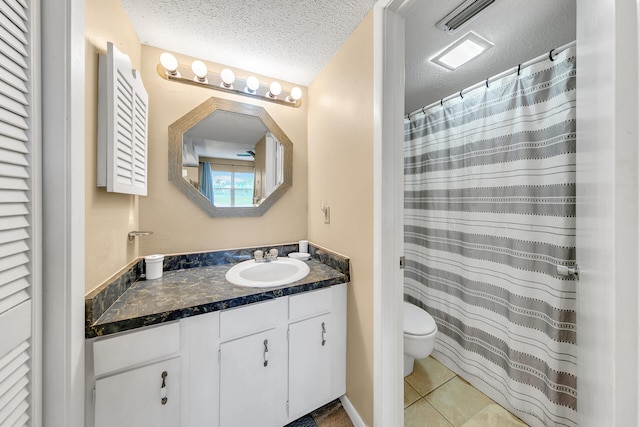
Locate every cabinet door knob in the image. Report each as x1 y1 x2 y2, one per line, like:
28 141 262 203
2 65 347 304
321 322 327 346
263 339 269 367
160 371 168 405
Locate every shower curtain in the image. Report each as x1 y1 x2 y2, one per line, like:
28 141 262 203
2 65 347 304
199 161 215 204
404 47 577 427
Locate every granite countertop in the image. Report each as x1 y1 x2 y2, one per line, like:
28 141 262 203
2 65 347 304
85 244 349 338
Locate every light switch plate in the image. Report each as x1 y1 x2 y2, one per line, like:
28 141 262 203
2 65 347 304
323 206 330 224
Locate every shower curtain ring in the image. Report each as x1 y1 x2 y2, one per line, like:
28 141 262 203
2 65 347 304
440 98 443 107
485 78 489 88
517 64 521 76
459 90 463 99
421 107 426 115
549 48 556 61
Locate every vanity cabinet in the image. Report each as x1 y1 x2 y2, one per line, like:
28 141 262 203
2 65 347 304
220 328 288 426
88 283 346 427
218 298 288 427
288 313 333 419
216 285 346 427
288 285 345 421
91 322 182 427
94 357 181 427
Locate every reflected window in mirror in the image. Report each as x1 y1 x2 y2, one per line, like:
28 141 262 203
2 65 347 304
169 97 293 217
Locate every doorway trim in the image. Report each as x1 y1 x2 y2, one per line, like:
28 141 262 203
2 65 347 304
372 1 415 426
41 0 86 426
376 0 640 426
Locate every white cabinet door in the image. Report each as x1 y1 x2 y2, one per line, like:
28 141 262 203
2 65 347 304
94 357 180 427
219 328 287 427
288 313 332 420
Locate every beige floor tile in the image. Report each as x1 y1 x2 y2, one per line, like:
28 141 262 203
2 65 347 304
405 356 456 396
425 376 494 427
405 399 453 427
404 381 421 408
460 404 529 427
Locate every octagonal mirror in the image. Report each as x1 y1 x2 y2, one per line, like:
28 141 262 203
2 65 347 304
169 97 293 217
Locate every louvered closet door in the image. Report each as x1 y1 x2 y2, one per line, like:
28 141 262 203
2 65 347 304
0 0 35 425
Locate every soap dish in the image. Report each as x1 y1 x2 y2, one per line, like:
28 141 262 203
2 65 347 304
288 252 310 261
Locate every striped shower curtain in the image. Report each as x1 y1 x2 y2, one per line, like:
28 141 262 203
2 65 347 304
404 47 577 427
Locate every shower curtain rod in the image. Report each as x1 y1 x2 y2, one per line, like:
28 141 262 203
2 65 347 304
406 40 576 119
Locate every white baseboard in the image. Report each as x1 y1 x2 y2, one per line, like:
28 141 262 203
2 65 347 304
339 395 367 427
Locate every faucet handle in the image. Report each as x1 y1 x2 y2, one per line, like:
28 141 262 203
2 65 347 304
254 250 264 261
266 248 278 261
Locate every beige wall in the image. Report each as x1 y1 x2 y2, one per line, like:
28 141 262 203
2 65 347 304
138 45 308 256
308 11 375 426
85 7 374 423
85 0 141 293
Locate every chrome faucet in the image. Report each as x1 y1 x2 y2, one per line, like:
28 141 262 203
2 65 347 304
266 248 278 262
254 248 279 262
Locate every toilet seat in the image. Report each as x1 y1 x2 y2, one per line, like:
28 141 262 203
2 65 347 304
404 301 437 336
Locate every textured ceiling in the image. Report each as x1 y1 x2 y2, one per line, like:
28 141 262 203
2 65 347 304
404 0 576 114
120 0 377 86
119 0 576 114
185 110 267 161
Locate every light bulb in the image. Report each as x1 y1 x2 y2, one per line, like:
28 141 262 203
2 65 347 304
191 60 208 82
287 86 302 102
268 81 282 98
160 52 178 75
245 76 260 94
220 68 235 88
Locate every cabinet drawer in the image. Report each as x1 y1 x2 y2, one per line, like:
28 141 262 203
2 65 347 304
94 322 180 376
289 287 333 322
220 298 285 341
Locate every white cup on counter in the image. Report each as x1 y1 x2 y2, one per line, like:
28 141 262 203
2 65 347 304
145 254 164 279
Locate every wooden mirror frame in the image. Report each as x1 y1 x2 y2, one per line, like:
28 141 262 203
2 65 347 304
168 97 293 217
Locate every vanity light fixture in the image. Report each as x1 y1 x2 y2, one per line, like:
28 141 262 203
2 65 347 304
160 52 179 77
157 53 302 107
267 81 282 99
220 68 235 89
245 76 260 94
287 87 302 103
431 32 493 71
191 60 208 83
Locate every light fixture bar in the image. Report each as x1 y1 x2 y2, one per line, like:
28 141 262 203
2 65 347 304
436 0 495 34
156 56 302 108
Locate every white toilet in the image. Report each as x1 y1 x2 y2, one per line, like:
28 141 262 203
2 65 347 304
403 301 438 377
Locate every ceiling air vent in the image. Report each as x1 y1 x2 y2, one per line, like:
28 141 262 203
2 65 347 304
435 0 495 34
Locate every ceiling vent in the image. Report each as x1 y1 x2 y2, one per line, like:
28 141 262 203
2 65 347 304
435 0 495 34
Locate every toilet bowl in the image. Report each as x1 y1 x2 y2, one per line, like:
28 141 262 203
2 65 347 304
404 301 437 377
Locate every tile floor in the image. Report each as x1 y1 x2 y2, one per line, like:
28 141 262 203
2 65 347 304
404 356 529 427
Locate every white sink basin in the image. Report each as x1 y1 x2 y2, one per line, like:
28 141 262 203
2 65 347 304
225 257 310 288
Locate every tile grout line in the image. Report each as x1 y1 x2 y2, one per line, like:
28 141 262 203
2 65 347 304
404 357 529 427
421 373 458 398
422 374 491 427
423 398 456 427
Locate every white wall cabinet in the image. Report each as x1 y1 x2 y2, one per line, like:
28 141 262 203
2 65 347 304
87 284 346 427
97 42 148 195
